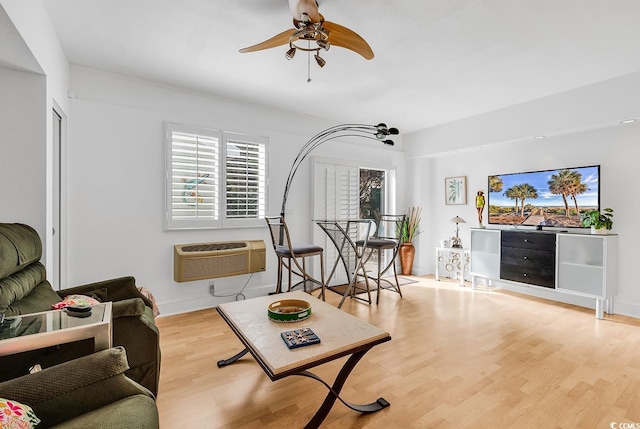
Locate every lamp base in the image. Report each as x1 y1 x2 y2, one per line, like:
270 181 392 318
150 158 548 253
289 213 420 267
451 244 463 248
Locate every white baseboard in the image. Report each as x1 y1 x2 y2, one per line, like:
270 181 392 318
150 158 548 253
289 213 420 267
157 283 275 317
156 277 640 320
611 299 640 319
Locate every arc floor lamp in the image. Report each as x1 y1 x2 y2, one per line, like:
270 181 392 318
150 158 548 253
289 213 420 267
280 123 399 218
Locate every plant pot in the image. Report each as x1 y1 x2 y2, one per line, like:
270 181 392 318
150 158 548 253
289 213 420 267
591 226 609 235
399 242 415 275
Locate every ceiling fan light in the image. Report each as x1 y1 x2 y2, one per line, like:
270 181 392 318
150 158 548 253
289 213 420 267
317 39 330 51
314 54 326 68
285 47 296 60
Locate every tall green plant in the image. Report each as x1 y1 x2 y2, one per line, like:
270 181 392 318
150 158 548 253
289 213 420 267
399 206 422 243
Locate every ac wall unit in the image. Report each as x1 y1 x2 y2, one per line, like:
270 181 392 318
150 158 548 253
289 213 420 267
174 240 266 282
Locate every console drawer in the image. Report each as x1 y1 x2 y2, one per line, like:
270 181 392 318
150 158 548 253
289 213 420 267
500 263 555 288
501 247 555 268
501 231 556 251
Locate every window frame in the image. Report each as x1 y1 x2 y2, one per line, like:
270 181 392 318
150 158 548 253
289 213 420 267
164 122 268 230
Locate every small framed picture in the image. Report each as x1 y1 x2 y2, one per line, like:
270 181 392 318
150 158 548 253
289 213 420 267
445 176 467 205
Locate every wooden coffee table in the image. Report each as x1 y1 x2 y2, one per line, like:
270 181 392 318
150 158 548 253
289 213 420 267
216 290 391 428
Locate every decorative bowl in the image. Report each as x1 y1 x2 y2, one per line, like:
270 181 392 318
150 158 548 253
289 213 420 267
267 299 311 323
64 305 93 318
66 304 92 313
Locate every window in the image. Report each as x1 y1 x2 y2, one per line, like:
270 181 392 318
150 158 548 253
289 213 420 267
312 158 396 285
165 123 267 230
312 160 395 223
224 133 267 225
359 168 386 219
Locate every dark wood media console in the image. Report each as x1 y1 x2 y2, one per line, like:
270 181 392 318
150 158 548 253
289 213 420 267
500 231 556 288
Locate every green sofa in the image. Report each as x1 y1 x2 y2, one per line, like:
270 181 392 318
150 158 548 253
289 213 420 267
0 223 160 396
0 346 159 428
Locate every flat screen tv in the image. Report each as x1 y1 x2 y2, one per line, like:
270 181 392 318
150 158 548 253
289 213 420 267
487 165 600 228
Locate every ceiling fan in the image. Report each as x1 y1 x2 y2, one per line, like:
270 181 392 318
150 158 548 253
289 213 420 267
239 0 374 74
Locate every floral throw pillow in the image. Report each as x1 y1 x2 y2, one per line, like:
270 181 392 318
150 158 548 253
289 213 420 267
0 397 41 428
52 294 101 310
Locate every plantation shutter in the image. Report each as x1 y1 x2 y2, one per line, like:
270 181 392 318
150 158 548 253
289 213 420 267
166 123 268 230
312 160 359 285
166 124 220 229
224 134 267 223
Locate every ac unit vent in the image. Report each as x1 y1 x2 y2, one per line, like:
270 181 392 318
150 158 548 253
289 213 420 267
182 242 247 252
174 240 266 282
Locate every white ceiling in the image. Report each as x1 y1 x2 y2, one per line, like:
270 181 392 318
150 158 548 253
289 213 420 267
42 0 640 134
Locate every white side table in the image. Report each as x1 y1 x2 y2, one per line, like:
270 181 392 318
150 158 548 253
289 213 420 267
0 302 112 357
435 247 470 286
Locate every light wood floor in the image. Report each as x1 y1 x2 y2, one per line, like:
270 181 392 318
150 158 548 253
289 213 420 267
155 276 640 428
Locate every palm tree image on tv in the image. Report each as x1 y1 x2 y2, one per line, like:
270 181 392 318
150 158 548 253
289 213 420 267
487 166 600 228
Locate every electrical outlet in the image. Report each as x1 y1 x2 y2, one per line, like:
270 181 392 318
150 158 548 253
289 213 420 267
209 282 215 296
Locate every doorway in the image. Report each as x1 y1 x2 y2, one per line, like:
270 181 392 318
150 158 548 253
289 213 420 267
52 107 64 289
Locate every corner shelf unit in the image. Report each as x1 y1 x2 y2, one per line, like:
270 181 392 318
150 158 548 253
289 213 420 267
470 228 618 319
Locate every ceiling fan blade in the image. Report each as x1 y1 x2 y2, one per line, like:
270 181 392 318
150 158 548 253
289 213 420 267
323 21 374 60
239 28 296 53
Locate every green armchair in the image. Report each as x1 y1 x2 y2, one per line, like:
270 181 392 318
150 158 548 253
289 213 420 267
0 223 160 396
0 346 159 428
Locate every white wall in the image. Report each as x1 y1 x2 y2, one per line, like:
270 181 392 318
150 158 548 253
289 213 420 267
0 1 69 110
405 71 640 158
0 67 46 233
405 76 640 317
1 0 70 276
67 66 406 316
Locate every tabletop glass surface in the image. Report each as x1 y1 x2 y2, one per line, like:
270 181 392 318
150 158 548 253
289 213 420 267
0 304 107 340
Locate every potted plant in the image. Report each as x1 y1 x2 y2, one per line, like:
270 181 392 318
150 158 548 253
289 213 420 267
399 207 421 243
398 207 422 274
580 207 614 234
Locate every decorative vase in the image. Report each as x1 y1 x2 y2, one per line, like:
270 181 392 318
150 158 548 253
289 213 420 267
591 226 608 235
399 242 415 275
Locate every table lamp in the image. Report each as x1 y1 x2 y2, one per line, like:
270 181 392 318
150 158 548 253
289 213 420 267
450 216 466 248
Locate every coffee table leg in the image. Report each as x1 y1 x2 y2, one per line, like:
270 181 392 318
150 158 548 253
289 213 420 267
295 349 390 429
217 348 249 367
